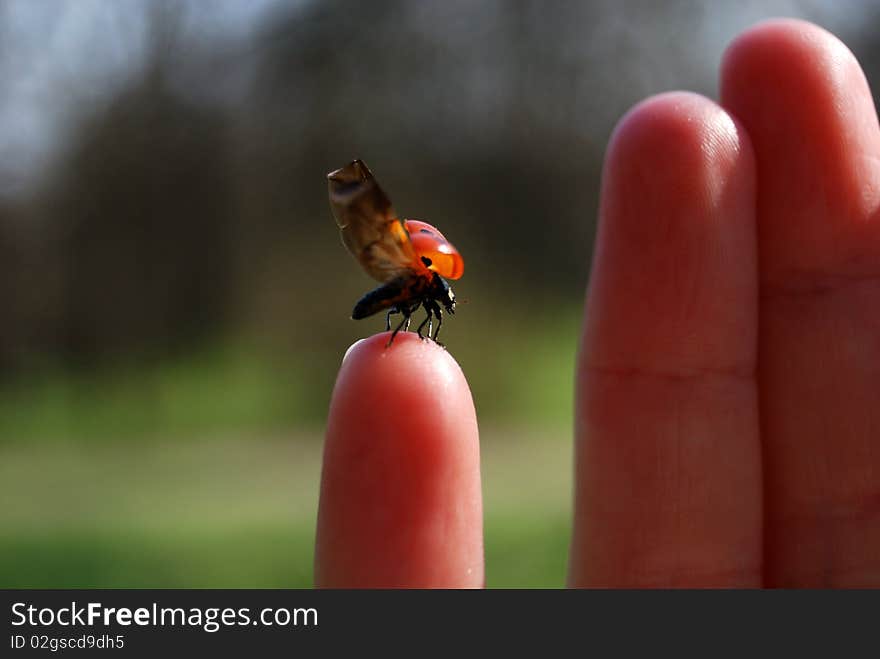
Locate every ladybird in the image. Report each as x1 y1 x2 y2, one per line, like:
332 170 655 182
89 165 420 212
327 159 463 346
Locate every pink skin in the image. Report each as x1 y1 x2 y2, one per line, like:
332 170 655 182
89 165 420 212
570 91 762 587
721 20 880 587
315 333 482 587
316 19 880 587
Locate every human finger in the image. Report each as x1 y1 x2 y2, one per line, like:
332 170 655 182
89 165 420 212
570 92 762 587
315 332 483 588
721 19 880 586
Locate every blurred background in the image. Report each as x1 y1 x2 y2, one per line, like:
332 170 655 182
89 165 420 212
2 0 878 588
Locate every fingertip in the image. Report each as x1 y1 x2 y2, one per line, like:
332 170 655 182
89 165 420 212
318 331 482 588
720 19 869 128
332 331 477 466
590 91 757 374
720 17 880 276
341 337 366 365
606 91 752 216
337 331 471 408
721 18 854 90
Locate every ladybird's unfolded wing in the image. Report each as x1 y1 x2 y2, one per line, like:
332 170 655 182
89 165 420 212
327 160 419 282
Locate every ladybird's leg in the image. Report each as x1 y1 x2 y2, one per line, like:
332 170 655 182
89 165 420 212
416 311 431 339
428 301 443 345
427 301 440 338
415 301 434 339
387 313 408 347
385 306 400 332
387 305 416 347
406 301 423 333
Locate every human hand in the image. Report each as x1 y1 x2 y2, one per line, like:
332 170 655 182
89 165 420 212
314 19 880 588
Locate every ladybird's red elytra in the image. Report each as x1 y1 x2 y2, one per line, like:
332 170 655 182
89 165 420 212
327 160 463 347
404 220 464 281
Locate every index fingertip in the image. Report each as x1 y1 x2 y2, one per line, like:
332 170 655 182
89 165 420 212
317 330 482 588
338 331 470 402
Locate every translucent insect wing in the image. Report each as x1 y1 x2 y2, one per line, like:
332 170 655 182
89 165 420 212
327 160 418 282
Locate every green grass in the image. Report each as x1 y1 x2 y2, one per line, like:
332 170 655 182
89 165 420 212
0 305 581 445
453 305 580 431
0 344 311 444
0 526 316 588
0 430 572 588
0 307 580 587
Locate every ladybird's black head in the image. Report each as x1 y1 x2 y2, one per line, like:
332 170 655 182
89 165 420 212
431 273 456 315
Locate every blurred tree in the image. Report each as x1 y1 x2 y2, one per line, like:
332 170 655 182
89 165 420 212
2 0 879 375
238 0 712 335
40 7 236 366
0 205 25 372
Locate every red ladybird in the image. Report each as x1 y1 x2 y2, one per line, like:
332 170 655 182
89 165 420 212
327 160 463 346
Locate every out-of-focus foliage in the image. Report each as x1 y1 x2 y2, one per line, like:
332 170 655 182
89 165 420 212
1 0 878 587
3 0 876 414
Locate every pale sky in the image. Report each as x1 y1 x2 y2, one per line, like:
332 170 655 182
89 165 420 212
0 0 868 199
0 0 288 197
